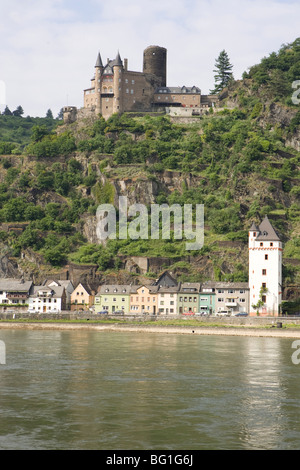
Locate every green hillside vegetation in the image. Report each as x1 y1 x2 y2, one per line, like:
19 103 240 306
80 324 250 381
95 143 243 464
0 38 299 291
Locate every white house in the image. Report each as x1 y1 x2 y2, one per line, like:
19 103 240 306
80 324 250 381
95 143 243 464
249 216 282 316
43 279 74 309
28 286 66 313
0 279 32 306
157 285 179 315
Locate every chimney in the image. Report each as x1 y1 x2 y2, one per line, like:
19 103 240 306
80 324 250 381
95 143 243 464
124 58 128 71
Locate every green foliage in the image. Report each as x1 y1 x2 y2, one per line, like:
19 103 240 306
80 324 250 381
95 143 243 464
26 131 76 157
247 38 300 103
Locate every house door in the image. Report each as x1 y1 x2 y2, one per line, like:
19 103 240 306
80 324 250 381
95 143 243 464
43 306 47 313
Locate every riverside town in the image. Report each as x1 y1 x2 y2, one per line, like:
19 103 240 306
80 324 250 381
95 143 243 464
0 216 283 317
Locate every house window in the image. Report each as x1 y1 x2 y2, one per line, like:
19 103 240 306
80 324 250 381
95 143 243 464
262 295 267 302
262 283 267 289
270 243 273 247
262 269 267 275
260 242 263 247
265 255 268 260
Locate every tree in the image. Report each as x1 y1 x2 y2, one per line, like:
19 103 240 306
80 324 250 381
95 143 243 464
46 109 53 119
13 106 24 117
3 105 12 116
57 108 64 120
252 286 268 316
30 125 49 143
210 50 234 94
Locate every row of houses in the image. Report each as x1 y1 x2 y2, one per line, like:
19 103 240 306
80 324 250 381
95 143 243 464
94 274 249 316
0 278 92 314
0 272 250 316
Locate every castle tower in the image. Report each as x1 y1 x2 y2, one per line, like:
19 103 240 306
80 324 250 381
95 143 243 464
249 216 282 316
113 51 123 114
95 52 104 114
143 45 167 87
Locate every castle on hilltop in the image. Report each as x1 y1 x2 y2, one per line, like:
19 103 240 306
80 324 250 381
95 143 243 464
63 45 218 122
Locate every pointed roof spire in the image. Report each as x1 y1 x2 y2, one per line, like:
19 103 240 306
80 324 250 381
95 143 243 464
256 215 281 241
249 222 259 232
114 50 123 67
95 52 103 68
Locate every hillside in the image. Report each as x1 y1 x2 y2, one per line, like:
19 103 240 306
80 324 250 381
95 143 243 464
0 38 299 302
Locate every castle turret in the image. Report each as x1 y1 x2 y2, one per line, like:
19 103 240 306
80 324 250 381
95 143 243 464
95 52 104 114
143 45 167 87
113 51 123 114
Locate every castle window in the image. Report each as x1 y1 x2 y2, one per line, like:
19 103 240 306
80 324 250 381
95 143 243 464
131 89 134 94
260 242 263 247
265 255 268 260
262 295 266 303
132 80 135 84
126 89 129 93
270 243 273 247
262 269 267 275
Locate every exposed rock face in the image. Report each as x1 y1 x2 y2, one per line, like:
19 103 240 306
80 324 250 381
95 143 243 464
0 249 20 278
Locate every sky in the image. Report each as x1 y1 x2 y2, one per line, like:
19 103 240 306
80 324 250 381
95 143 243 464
0 0 300 117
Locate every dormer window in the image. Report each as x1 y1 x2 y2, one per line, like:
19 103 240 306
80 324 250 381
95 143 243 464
263 231 268 236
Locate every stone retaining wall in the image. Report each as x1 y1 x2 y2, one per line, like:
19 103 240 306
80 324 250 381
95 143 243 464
0 312 299 326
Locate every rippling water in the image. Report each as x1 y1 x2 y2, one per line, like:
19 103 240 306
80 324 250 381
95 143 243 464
0 329 300 450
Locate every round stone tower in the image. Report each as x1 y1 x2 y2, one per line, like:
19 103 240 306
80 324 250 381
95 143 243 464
143 46 167 87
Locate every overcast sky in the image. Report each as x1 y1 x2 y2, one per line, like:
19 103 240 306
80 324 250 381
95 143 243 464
1 0 300 117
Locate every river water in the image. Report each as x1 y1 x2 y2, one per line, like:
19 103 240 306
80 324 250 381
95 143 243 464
0 328 300 450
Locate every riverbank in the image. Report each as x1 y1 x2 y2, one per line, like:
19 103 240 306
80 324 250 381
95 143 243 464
1 320 300 338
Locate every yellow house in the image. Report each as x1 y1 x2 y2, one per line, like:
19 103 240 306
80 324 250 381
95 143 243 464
130 285 158 315
71 283 94 311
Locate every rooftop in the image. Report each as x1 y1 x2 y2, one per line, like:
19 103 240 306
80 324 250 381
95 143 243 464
0 278 32 292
